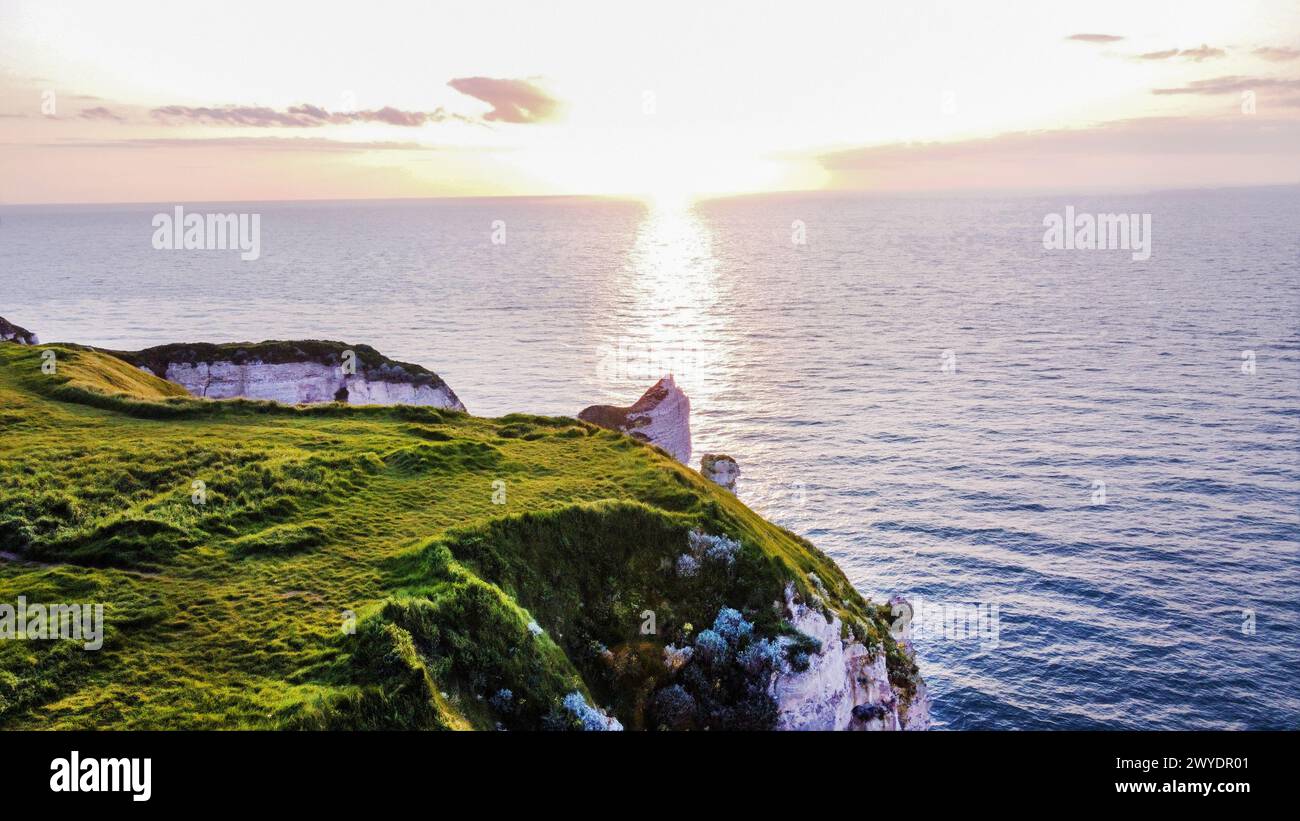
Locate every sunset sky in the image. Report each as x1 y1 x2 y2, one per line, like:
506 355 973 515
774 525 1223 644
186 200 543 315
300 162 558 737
2 0 1298 203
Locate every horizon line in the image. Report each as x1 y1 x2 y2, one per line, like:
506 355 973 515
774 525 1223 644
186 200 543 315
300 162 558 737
4 181 1299 209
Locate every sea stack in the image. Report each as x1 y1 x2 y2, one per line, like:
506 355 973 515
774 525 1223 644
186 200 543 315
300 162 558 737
700 454 740 494
0 316 39 345
578 375 692 464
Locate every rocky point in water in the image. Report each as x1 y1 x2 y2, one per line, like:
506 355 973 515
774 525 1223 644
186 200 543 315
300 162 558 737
700 454 740 494
577 374 692 464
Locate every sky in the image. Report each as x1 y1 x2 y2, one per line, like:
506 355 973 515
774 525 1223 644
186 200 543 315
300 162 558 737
1 0 1298 203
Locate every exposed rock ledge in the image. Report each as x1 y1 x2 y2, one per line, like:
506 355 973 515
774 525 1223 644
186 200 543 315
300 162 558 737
578 375 691 464
0 316 39 345
112 340 465 411
700 453 740 494
771 584 930 731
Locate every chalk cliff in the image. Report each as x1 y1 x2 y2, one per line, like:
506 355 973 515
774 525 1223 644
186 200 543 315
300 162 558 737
114 340 465 411
577 375 691 464
0 316 38 345
770 584 930 731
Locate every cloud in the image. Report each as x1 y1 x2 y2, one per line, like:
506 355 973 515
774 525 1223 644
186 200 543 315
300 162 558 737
151 104 464 127
446 77 560 123
1152 75 1300 95
1066 33 1124 44
55 80 560 130
1255 46 1300 62
1180 44 1227 61
815 115 1300 192
79 106 124 122
36 136 436 152
1136 44 1226 62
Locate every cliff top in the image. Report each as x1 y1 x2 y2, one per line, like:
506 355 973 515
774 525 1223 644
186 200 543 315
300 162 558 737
0 344 921 730
110 339 454 391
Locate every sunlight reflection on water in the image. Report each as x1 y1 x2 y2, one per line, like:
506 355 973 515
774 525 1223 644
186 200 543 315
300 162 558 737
601 200 730 408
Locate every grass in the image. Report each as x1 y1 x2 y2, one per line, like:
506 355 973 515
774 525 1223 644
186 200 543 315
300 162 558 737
0 342 917 729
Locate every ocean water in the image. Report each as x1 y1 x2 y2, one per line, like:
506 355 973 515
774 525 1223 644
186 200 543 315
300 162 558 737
3 187 1298 729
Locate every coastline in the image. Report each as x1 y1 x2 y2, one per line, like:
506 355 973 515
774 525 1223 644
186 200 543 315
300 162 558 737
0 328 928 731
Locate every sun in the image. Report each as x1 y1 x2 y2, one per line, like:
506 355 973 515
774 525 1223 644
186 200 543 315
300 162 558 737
525 133 791 202
641 185 698 209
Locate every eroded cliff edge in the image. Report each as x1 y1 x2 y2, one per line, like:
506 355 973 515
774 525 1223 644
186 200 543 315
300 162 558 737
112 340 465 411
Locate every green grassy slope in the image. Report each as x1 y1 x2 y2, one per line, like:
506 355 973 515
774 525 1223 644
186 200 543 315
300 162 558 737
0 342 916 730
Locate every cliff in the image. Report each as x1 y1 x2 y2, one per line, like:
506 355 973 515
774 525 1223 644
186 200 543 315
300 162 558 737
0 316 39 345
772 584 929 730
578 375 691 464
0 341 926 731
112 340 465 411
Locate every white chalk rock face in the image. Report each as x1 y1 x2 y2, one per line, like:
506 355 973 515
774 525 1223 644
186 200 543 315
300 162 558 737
0 316 39 345
700 454 740 494
156 361 464 409
121 341 465 411
770 584 930 731
578 375 692 464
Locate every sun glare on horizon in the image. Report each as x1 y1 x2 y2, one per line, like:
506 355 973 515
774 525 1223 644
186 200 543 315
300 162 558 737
0 0 1296 202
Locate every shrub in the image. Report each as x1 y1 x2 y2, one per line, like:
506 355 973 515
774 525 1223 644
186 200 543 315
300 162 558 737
662 644 693 674
712 607 753 646
688 530 741 569
737 638 783 675
489 688 514 713
562 691 622 731
652 684 696 731
783 631 822 672
693 629 729 665
675 553 700 577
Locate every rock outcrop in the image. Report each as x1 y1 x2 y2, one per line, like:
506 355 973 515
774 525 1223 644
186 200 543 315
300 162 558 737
0 316 38 345
770 584 930 731
578 375 691 464
113 340 465 411
700 454 740 494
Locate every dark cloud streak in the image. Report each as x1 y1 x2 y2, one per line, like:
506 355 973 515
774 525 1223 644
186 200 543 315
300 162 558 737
79 106 125 122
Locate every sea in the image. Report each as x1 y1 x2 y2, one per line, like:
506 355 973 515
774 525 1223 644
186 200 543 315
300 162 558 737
3 185 1297 729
